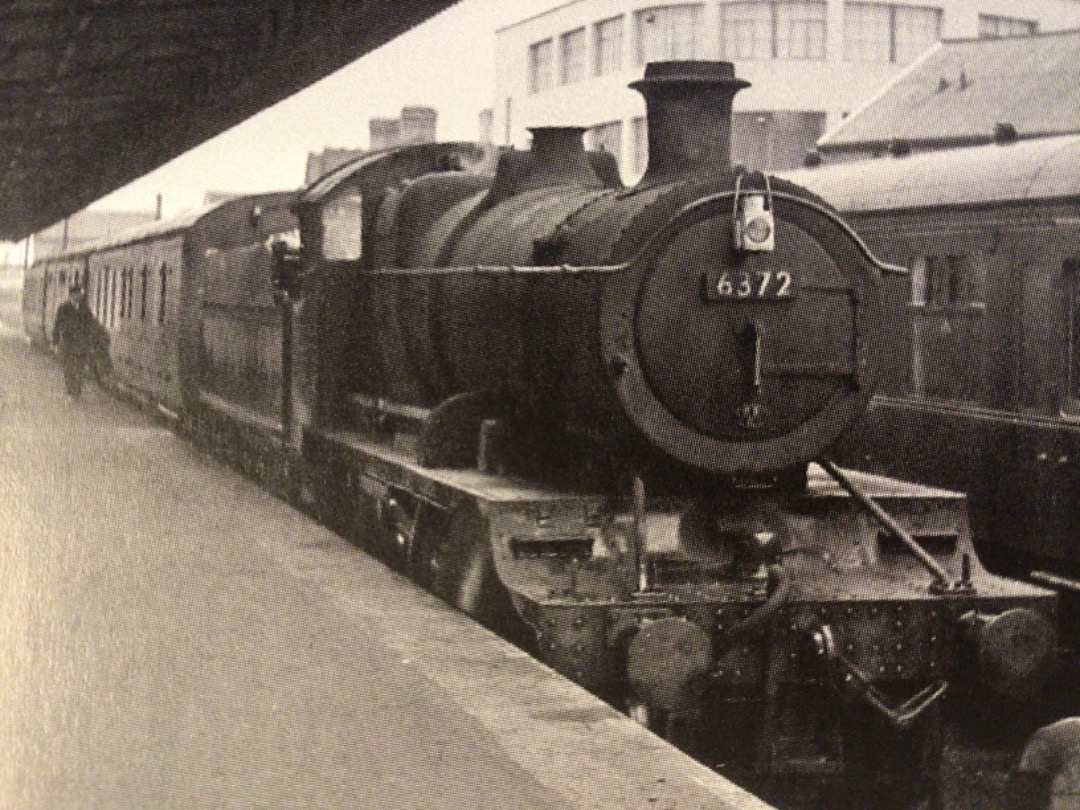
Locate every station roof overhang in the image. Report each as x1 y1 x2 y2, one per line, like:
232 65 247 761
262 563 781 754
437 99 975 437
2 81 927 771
0 0 459 241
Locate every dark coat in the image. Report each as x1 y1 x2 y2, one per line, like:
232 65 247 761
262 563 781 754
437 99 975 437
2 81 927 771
52 300 109 373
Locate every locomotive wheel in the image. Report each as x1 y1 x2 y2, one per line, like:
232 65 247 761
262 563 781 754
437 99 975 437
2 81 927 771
419 505 533 649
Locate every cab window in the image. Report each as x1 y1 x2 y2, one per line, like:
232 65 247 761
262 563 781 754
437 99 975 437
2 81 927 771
321 194 363 262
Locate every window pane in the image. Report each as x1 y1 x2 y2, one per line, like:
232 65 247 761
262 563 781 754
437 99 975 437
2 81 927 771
915 254 985 309
912 253 989 403
636 5 703 64
979 14 1038 38
844 2 891 62
777 1 827 59
594 16 624 76
632 116 648 175
321 195 364 262
719 2 772 60
911 255 927 305
893 5 940 64
529 39 554 93
588 121 623 168
560 28 587 85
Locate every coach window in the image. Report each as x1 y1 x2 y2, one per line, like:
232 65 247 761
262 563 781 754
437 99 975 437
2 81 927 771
1065 261 1080 416
911 253 986 312
158 263 168 325
104 268 112 328
321 195 363 262
140 264 149 320
112 268 118 320
111 267 119 327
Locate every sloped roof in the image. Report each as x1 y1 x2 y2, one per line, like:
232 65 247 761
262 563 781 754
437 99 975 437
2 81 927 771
32 209 157 260
818 29 1080 154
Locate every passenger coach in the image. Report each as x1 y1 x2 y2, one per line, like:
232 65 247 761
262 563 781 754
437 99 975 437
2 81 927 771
24 192 297 426
788 134 1080 584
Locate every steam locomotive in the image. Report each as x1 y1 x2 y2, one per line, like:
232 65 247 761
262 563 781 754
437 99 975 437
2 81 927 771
25 62 1057 807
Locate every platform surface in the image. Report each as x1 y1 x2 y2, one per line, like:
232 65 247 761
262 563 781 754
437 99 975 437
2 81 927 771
0 304 772 809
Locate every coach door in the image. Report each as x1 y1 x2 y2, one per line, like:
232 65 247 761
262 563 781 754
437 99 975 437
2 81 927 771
1065 259 1080 418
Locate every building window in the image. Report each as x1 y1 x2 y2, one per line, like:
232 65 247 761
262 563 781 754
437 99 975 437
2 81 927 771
529 38 554 93
636 5 703 64
632 116 649 175
594 16 624 76
720 2 772 59
720 1 826 60
588 121 623 167
978 14 1038 39
778 1 827 58
844 2 940 64
845 2 891 62
560 28 587 85
893 4 941 63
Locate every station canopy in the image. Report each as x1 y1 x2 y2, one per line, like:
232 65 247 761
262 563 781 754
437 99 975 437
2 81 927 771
0 0 458 241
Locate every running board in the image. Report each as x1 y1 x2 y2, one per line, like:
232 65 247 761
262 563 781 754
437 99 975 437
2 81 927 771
1031 570 1080 594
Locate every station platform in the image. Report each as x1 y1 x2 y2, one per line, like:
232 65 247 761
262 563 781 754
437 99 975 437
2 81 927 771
0 306 773 808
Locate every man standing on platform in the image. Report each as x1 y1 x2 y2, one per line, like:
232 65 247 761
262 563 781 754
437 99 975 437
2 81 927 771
52 284 106 400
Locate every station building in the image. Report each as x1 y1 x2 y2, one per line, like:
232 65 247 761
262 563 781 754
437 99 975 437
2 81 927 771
305 107 439 184
493 0 1080 177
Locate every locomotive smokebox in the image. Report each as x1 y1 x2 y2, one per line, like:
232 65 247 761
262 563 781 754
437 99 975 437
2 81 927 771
631 60 750 184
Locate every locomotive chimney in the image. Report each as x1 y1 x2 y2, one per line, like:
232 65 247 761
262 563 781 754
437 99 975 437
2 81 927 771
631 61 750 185
521 127 602 192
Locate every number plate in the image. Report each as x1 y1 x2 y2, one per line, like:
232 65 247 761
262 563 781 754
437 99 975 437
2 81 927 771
705 269 797 301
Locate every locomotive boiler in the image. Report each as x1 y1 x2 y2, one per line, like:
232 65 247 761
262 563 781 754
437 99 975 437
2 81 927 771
268 60 1058 807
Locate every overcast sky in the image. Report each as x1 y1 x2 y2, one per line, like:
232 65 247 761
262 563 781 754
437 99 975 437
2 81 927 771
90 0 558 217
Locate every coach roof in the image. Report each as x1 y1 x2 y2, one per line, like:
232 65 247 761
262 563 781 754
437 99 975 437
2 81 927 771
783 133 1080 214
